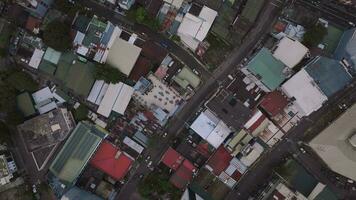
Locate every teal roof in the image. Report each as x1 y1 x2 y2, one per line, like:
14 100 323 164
247 48 287 90
305 56 352 97
49 122 107 187
82 17 107 47
334 28 356 70
43 47 61 65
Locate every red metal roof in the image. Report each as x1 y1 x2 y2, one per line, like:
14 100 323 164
259 91 289 117
25 16 41 32
161 147 184 170
90 141 133 180
231 170 242 181
207 146 232 176
169 160 196 189
247 113 266 133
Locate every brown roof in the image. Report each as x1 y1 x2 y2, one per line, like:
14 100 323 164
25 16 41 32
259 91 289 117
129 56 152 81
141 40 167 64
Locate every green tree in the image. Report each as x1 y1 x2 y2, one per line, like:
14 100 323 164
72 104 88 122
94 64 126 84
127 6 161 31
43 20 72 51
302 23 327 48
5 71 38 92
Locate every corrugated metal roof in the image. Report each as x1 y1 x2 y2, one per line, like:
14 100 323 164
49 122 107 186
247 48 287 90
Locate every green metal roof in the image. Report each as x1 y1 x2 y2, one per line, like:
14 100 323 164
39 60 57 75
49 122 107 186
16 92 36 117
247 48 287 90
174 67 201 89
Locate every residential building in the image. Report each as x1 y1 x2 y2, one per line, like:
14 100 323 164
304 56 352 97
0 153 17 185
49 122 108 194
181 185 213 200
259 91 289 118
243 48 289 92
17 108 75 170
205 88 252 131
90 141 134 181
118 0 135 10
61 186 102 200
281 69 328 117
190 110 233 149
309 103 356 181
177 6 217 51
106 35 141 76
16 0 54 18
272 37 309 69
32 87 68 114
95 82 134 118
160 147 197 189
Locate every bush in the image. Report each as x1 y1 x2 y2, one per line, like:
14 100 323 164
72 105 88 122
171 35 181 42
302 23 327 48
6 70 38 92
94 64 126 84
43 20 72 51
127 7 160 31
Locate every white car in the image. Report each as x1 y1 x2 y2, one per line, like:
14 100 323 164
300 147 306 154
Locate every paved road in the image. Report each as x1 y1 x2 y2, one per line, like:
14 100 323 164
227 81 356 200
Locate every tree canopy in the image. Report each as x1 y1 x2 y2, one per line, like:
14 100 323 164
43 20 72 51
93 64 126 84
127 7 160 31
302 23 327 48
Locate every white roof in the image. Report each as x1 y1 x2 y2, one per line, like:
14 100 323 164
273 37 309 68
177 6 217 50
32 87 53 105
112 83 134 115
281 69 327 116
87 80 105 104
190 110 220 139
95 83 109 105
73 31 85 45
123 136 144 154
38 101 58 114
309 104 356 181
206 121 232 148
240 142 264 167
163 0 183 8
106 36 141 76
76 45 89 56
96 82 134 117
29 48 44 69
97 83 122 117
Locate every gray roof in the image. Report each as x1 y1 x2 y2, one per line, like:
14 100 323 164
49 122 107 187
310 103 356 181
61 187 102 200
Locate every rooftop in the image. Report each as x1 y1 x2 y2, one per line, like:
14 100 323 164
170 160 196 189
272 37 308 68
305 56 352 97
173 66 201 89
141 40 167 64
90 141 133 180
281 69 327 116
206 146 232 176
247 48 287 91
334 28 356 69
49 122 107 187
106 36 141 76
129 56 151 81
310 103 356 181
206 89 252 131
17 108 75 152
259 91 289 117
161 147 184 171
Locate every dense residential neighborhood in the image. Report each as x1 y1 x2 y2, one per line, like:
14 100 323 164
0 0 355 199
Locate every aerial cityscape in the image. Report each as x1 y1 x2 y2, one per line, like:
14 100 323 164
0 0 355 199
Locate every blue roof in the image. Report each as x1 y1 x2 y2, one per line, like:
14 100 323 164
333 28 356 70
61 187 102 200
31 0 54 18
305 56 352 97
101 23 115 46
